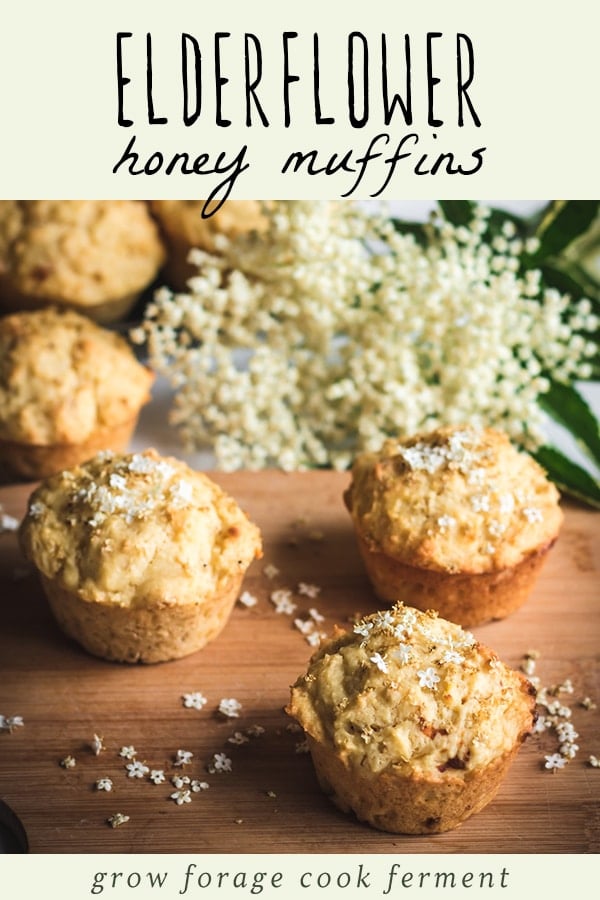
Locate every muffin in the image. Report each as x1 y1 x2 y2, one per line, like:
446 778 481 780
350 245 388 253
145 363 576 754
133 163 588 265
344 425 563 626
18 448 263 663
0 308 154 481
0 200 166 323
287 602 536 834
149 200 268 290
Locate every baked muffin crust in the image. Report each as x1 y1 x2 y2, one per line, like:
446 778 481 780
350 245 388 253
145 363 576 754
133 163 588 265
289 603 535 777
19 449 262 610
0 308 154 447
345 425 563 574
0 200 165 321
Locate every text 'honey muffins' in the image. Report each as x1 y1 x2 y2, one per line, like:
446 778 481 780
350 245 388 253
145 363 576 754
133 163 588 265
19 449 263 663
287 603 535 834
344 425 563 626
0 308 154 480
0 200 165 323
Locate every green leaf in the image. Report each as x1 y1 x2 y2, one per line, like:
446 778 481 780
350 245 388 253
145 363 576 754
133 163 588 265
533 445 600 509
437 201 475 227
539 380 600 467
540 261 600 306
389 218 429 247
525 201 599 266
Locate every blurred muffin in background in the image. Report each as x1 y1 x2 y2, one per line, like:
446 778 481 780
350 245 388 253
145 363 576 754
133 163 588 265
0 307 154 481
149 200 268 291
0 200 165 323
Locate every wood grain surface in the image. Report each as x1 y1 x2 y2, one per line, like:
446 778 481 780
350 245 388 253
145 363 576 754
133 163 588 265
0 471 598 854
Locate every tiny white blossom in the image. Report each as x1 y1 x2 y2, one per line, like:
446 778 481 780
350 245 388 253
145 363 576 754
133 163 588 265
417 667 440 690
0 715 24 733
246 724 265 738
96 777 113 792
238 591 258 608
149 769 165 784
170 789 192 805
442 649 465 665
107 813 130 828
91 734 104 755
270 589 297 615
263 564 280 579
191 780 210 792
544 753 567 770
218 698 242 718
119 745 137 760
369 652 388 673
171 774 190 788
298 582 321 599
0 514 19 532
173 749 194 767
308 607 325 624
228 731 250 746
207 752 232 774
182 692 207 710
60 755 76 769
126 760 149 779
392 644 411 665
523 506 543 524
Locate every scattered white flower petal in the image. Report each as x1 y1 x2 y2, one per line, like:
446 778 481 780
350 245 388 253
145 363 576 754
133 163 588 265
263 564 279 580
270 589 297 615
207 752 232 774
238 591 258 608
173 749 194 767
171 774 190 788
126 760 149 779
119 746 137 760
170 789 192 805
298 582 321 599
107 813 130 828
91 734 104 755
60 755 76 769
149 769 165 784
96 777 113 792
228 731 250 746
544 753 567 770
218 698 242 719
182 692 207 710
191 780 210 792
0 715 24 733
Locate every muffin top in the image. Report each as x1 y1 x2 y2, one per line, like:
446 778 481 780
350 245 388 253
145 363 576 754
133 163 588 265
0 200 165 310
19 449 262 608
345 425 563 574
149 200 268 251
0 308 154 446
288 603 535 777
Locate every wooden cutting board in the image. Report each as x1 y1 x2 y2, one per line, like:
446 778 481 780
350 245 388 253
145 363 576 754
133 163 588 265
0 471 598 854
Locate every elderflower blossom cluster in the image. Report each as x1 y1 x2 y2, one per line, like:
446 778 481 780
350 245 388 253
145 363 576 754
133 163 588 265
134 201 598 471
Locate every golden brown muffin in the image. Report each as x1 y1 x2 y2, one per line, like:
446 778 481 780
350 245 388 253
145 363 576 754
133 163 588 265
344 425 563 627
19 448 263 663
287 602 535 834
149 200 268 290
0 200 166 323
0 308 154 481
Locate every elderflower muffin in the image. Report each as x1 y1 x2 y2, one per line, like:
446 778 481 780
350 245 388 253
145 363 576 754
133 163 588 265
18 448 263 662
149 200 268 290
0 308 154 481
287 602 536 834
344 425 562 627
0 200 165 323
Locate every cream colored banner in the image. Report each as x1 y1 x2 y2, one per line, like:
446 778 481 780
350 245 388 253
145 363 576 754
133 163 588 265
0 0 597 199
0 853 598 897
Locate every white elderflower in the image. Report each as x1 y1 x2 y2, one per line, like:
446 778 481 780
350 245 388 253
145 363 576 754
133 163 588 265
137 201 597 470
182 692 207 710
417 667 441 690
218 698 242 718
